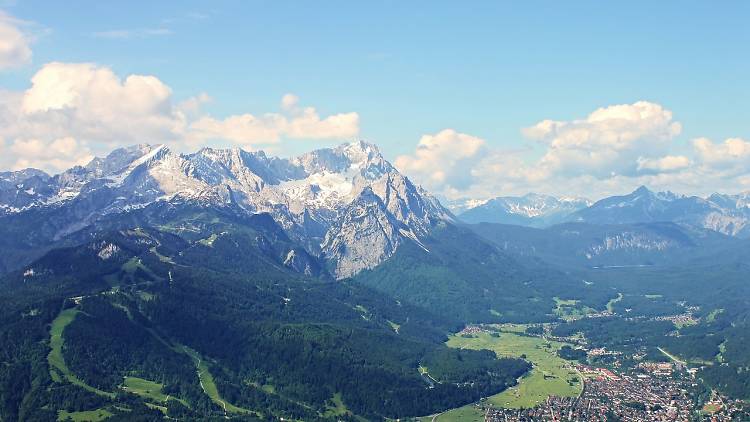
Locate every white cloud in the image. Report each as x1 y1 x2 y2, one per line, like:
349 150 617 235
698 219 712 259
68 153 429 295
189 113 285 146
190 94 359 146
524 101 682 178
5 62 184 146
177 92 211 117
693 137 750 168
283 106 359 140
395 129 486 191
400 103 750 201
399 102 688 200
0 11 32 70
9 137 93 172
636 155 690 173
0 62 359 173
22 62 173 115
281 93 299 112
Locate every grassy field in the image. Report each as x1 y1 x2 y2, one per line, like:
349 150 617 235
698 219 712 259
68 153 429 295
420 404 485 422
123 377 167 401
658 346 713 366
674 318 698 329
606 293 623 313
323 392 351 417
554 297 596 321
48 308 115 398
431 329 582 420
181 345 255 415
122 376 189 408
702 402 722 414
197 233 218 247
121 257 161 280
706 308 724 323
149 246 175 264
145 402 168 414
57 408 112 421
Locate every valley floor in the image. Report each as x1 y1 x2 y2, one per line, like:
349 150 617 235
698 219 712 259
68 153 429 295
420 325 582 421
420 322 747 422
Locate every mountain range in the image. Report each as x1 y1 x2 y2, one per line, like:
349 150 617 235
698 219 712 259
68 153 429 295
455 193 591 227
0 141 451 278
0 141 553 420
455 186 750 237
3 141 749 290
2 141 750 420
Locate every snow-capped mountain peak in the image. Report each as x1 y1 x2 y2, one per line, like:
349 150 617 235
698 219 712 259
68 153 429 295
0 141 452 278
292 140 393 181
85 144 163 178
457 193 590 227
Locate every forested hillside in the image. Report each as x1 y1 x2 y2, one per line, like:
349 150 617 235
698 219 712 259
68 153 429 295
0 213 531 421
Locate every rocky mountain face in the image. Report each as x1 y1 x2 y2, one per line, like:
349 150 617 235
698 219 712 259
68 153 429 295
570 186 750 237
457 193 591 227
321 187 404 278
0 141 453 278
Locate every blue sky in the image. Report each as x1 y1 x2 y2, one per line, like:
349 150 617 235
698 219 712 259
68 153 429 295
1 1 749 198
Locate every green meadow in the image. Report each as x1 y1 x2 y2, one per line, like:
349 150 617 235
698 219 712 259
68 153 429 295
430 328 582 421
48 308 114 398
57 408 112 422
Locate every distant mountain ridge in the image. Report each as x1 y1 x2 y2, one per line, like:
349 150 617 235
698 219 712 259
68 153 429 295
467 220 739 269
0 141 452 278
456 193 591 227
456 187 750 237
571 186 750 237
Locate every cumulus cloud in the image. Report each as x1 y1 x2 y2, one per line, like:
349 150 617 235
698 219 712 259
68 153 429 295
636 155 691 173
177 92 211 118
9 137 93 172
524 101 682 178
395 129 486 191
188 93 359 146
281 93 299 112
0 64 359 173
189 113 285 145
400 102 749 201
0 11 32 70
0 62 187 158
284 106 359 140
693 137 750 168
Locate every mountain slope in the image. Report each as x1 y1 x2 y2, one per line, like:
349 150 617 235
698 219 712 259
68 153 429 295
0 218 529 420
353 222 593 322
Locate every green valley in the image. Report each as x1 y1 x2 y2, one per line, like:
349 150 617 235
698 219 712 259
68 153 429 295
427 326 582 420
